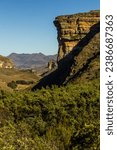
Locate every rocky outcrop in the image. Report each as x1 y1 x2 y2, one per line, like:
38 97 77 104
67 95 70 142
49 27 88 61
32 10 100 90
0 55 14 69
54 10 100 62
48 59 57 70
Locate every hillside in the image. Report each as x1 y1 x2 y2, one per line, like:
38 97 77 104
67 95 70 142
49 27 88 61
0 53 57 91
8 53 57 69
0 55 14 69
0 68 38 91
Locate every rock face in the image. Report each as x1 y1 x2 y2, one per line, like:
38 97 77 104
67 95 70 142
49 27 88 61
32 10 100 90
0 55 14 69
48 59 57 70
54 10 100 62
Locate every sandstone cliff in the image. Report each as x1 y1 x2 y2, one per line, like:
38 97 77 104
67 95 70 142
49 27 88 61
0 55 14 69
32 10 100 90
54 10 100 62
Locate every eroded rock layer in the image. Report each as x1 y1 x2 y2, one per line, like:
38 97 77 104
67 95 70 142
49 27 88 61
54 10 100 61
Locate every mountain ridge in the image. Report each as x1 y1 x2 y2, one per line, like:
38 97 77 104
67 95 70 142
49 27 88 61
8 52 57 69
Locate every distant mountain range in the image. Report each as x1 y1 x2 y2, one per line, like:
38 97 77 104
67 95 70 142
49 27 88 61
8 53 57 69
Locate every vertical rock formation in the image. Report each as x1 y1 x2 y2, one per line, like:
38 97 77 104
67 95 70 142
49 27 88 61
54 10 100 62
48 59 57 70
32 10 100 90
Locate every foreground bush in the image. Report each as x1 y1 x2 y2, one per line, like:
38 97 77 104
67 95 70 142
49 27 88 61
0 79 99 150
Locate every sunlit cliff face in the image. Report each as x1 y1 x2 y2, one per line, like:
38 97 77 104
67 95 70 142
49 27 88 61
54 10 100 62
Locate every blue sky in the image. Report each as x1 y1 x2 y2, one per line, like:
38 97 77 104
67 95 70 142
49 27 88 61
0 0 100 56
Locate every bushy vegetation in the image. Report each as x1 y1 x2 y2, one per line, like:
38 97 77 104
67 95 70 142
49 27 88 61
0 79 99 150
16 80 34 85
7 80 35 90
7 81 17 89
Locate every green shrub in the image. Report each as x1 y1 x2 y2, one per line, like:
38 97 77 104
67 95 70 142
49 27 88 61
7 81 17 89
0 80 100 149
16 80 34 85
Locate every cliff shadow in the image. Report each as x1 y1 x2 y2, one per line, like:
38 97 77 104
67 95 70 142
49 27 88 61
32 21 100 90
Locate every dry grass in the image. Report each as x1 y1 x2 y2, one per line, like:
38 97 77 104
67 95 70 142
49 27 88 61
0 68 39 91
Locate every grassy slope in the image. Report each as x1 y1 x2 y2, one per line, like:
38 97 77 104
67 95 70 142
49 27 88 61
0 55 12 62
0 68 38 91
